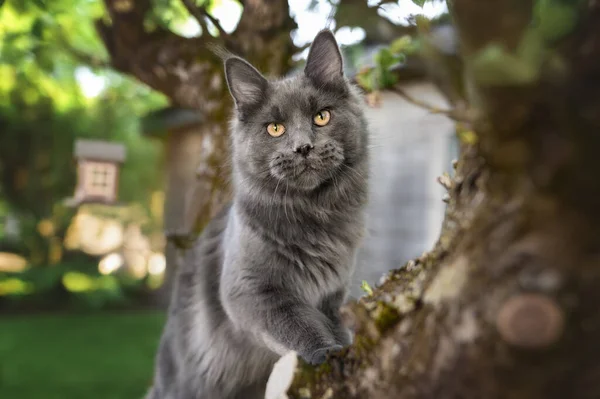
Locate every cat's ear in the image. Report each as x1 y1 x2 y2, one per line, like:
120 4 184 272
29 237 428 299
304 29 344 87
225 57 268 108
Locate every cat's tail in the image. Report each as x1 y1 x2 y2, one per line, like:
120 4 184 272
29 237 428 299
143 386 158 399
143 385 177 399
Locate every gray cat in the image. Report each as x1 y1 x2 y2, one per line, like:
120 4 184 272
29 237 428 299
145 30 370 399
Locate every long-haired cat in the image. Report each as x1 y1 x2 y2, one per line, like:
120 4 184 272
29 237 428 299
145 29 370 399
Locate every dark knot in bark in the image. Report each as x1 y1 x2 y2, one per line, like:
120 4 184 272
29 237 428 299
496 293 564 349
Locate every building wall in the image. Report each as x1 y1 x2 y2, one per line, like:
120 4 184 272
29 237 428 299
351 82 457 297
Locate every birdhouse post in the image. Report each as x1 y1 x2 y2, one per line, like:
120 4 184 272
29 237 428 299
70 139 127 206
140 107 207 238
140 107 207 306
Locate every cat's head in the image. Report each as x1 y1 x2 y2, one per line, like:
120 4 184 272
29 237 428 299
225 29 367 192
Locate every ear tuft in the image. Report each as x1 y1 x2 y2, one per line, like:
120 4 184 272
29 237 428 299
304 29 344 87
225 57 268 109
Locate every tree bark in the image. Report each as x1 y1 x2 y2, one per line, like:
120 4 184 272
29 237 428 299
285 1 600 398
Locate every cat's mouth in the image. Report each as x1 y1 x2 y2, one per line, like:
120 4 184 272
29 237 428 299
296 163 319 173
289 158 343 191
269 143 345 191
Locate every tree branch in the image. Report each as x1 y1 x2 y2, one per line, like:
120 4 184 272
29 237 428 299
295 42 311 53
181 0 209 37
66 46 111 69
334 0 415 44
389 85 471 123
180 0 228 39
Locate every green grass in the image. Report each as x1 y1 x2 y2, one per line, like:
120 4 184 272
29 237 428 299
0 312 165 399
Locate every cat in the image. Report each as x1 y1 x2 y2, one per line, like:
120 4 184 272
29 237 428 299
145 29 370 399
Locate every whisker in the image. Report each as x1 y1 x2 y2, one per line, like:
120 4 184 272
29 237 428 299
284 181 292 225
273 177 283 222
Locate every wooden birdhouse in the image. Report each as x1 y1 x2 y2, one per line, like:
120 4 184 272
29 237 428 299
69 139 127 206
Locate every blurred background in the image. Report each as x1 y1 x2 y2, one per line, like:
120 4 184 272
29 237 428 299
0 0 459 397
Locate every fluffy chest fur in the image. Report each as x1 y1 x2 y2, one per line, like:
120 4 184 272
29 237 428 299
229 197 365 307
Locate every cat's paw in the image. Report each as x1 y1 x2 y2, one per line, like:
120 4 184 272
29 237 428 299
335 326 353 347
307 345 343 365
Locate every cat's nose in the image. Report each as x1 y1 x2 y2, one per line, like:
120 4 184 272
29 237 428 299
294 143 314 157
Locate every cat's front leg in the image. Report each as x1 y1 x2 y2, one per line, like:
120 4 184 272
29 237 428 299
222 284 342 365
320 288 353 347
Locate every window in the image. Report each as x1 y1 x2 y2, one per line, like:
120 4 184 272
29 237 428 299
84 162 116 198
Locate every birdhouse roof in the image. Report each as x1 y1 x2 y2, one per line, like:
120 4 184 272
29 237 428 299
74 139 127 163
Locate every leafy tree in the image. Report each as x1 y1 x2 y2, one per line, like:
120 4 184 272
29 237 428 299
0 0 166 264
6 0 597 395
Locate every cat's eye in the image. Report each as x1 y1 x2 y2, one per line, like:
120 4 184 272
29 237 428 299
313 110 331 126
267 123 286 137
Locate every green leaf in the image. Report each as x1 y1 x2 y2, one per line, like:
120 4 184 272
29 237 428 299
361 280 374 296
31 18 45 39
375 48 396 70
471 44 540 86
516 28 545 67
534 0 579 42
32 0 47 10
411 0 427 7
376 67 398 88
390 36 413 54
356 69 376 92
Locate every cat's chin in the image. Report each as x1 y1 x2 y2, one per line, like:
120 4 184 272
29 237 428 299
288 168 327 191
291 175 323 191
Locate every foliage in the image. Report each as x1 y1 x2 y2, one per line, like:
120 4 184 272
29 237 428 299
0 257 159 311
0 312 165 399
360 280 373 296
355 35 419 92
352 0 581 93
148 0 224 36
469 0 584 86
0 0 168 265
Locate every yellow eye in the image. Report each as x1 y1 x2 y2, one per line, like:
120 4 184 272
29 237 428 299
267 123 286 137
313 110 331 126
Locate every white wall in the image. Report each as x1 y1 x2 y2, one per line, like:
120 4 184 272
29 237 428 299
351 82 456 297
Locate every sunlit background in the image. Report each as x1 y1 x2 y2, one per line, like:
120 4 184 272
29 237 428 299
0 0 454 397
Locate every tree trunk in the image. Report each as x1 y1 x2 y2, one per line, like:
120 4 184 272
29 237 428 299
97 0 297 301
285 1 600 398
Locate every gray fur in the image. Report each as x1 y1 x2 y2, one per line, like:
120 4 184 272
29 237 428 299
146 30 370 399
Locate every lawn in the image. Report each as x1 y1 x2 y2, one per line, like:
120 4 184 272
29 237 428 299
0 311 165 399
